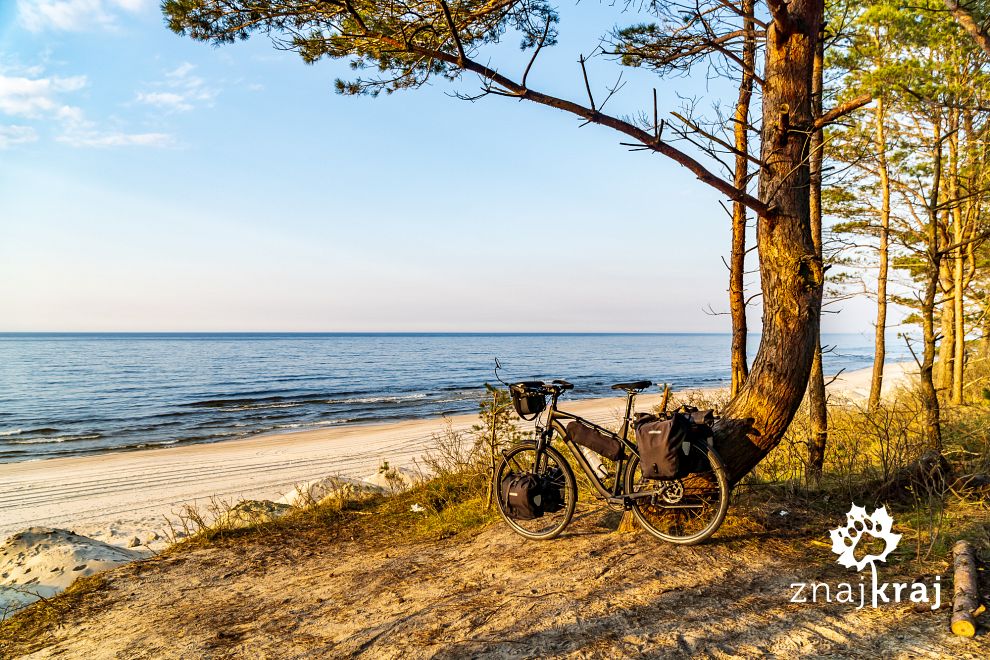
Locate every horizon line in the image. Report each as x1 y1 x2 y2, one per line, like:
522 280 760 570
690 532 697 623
0 330 874 336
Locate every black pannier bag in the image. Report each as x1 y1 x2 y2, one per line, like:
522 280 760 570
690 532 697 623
566 421 624 461
540 467 565 514
635 415 688 480
635 408 715 480
500 472 545 519
509 382 547 420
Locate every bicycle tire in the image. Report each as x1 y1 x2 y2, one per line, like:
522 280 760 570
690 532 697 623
495 441 577 540
623 438 730 545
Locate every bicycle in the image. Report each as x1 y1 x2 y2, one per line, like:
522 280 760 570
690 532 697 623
494 379 730 545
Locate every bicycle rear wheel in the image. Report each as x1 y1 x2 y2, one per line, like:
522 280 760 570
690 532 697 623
623 439 730 545
495 441 577 540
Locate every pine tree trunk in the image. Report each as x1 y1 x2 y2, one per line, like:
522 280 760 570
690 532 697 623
920 125 945 451
869 97 891 411
938 288 955 391
807 26 827 476
952 223 965 405
949 112 965 405
716 0 825 484
729 0 756 398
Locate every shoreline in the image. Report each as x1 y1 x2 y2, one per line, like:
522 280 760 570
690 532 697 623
0 362 916 550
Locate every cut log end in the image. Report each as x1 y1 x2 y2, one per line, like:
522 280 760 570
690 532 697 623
951 617 976 638
951 540 981 638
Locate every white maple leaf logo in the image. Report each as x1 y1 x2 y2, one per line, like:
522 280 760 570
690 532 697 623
829 504 901 572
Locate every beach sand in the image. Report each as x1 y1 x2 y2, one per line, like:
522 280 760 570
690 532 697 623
0 389 664 552
0 361 916 613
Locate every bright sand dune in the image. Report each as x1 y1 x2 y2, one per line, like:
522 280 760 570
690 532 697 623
0 362 915 553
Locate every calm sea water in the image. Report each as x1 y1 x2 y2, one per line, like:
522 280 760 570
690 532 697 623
0 333 902 463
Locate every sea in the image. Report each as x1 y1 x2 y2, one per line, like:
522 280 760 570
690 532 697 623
0 333 904 463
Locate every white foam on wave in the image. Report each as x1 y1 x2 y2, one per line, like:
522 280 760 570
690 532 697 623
9 434 101 445
326 393 428 405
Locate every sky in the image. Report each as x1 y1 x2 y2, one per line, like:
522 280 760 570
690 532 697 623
0 0 893 334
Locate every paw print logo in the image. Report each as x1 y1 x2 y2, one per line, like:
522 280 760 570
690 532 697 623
829 504 901 572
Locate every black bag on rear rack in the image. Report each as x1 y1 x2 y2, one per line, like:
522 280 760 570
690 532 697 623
499 472 545 519
566 421 624 461
635 408 715 480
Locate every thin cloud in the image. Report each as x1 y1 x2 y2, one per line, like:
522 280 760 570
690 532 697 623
0 125 39 149
0 66 172 149
56 103 172 148
56 129 172 148
135 91 192 112
17 0 149 33
0 74 87 118
134 63 218 113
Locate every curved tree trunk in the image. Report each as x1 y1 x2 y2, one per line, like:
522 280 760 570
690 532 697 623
716 0 825 485
729 0 756 398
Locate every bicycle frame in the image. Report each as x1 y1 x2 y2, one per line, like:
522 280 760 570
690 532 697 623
534 388 642 501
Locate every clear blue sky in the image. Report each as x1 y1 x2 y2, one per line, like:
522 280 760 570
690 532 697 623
0 0 888 333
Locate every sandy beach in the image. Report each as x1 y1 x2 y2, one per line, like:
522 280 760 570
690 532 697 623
0 362 915 552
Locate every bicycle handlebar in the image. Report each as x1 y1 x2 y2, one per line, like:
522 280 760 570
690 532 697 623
511 379 573 395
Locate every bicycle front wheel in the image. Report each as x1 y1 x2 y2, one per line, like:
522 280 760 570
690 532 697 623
495 441 577 540
623 439 730 545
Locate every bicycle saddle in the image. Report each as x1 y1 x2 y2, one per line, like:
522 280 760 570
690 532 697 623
611 380 652 392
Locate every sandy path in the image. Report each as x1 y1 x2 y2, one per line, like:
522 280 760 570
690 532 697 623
0 362 916 549
10 504 984 659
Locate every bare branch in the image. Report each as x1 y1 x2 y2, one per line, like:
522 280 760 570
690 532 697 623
439 0 466 65
522 18 551 88
579 54 595 112
813 94 872 131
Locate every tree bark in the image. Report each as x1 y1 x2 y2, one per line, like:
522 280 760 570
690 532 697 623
869 96 891 410
729 0 756 398
951 539 980 637
807 24 827 476
938 288 955 391
920 124 945 451
949 110 966 404
944 0 990 58
716 0 825 484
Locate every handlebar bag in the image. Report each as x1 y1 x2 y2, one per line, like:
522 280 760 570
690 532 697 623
500 472 545 519
566 421 624 461
509 382 547 420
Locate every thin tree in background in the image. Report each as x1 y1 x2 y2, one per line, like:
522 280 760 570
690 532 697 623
807 20 828 475
730 0 758 396
609 0 762 397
